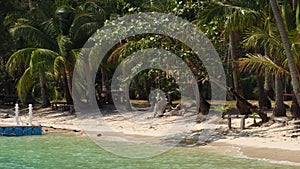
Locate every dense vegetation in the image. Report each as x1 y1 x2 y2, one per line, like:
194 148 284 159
1 0 300 119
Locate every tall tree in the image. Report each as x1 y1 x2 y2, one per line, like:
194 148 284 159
270 0 300 107
6 0 103 106
198 0 261 114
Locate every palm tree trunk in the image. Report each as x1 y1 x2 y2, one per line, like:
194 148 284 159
229 30 240 93
273 75 286 116
270 0 300 108
39 68 50 107
264 47 275 101
229 30 251 114
198 83 210 115
291 95 300 118
258 74 271 109
255 47 271 109
264 74 275 100
63 72 73 105
65 68 73 100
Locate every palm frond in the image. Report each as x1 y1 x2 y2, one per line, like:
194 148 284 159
214 1 259 14
239 53 290 77
199 0 259 32
67 49 78 67
69 12 95 37
16 68 36 103
6 48 36 75
243 26 282 50
55 6 75 35
41 18 59 41
72 22 99 47
53 56 65 79
10 24 57 50
57 34 72 55
30 49 58 74
106 43 130 64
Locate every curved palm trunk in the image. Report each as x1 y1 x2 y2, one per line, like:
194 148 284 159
270 0 300 108
39 68 50 107
273 75 286 116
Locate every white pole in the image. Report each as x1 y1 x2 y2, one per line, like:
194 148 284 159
29 104 33 126
15 103 19 125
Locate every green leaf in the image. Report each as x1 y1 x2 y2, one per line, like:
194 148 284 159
6 48 36 75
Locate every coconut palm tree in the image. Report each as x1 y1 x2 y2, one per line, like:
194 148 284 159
270 0 300 108
240 2 300 116
197 0 264 114
6 0 103 106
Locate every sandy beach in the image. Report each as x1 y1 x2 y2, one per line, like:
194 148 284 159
1 106 300 166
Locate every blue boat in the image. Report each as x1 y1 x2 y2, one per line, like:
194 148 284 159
0 126 42 136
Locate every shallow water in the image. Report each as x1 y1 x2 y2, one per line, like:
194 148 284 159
0 134 297 169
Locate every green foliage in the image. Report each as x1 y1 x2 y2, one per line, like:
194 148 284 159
5 0 104 104
4 0 300 104
240 1 300 80
213 105 230 113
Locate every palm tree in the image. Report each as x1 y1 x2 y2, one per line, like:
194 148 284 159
7 48 58 107
240 23 299 117
6 0 103 106
197 0 263 114
240 1 300 117
270 0 300 108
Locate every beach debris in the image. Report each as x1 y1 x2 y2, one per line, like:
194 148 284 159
291 135 298 138
153 93 167 117
164 104 185 116
152 93 186 117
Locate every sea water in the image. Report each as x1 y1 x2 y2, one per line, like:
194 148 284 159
0 134 298 169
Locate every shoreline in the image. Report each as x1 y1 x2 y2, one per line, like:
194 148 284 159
206 141 300 166
1 107 300 166
40 128 300 166
40 126 300 166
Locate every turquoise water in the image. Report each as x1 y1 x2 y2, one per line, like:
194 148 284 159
0 134 297 169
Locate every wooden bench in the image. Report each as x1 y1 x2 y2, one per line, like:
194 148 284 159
223 114 247 130
51 102 73 112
